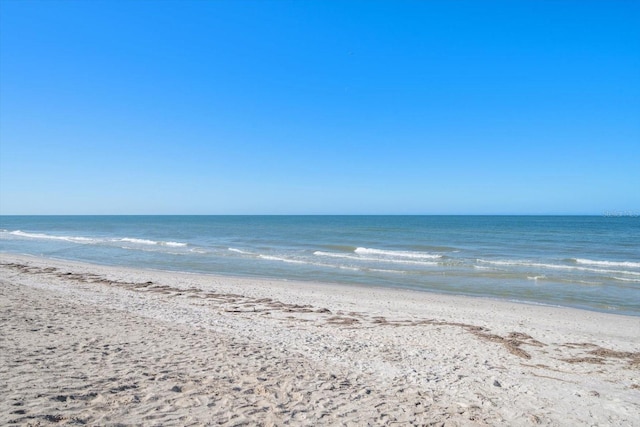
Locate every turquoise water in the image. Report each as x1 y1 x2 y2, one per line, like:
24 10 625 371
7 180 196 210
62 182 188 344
1 216 639 315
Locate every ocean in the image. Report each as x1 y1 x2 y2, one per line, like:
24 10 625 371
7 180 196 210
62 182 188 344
1 215 638 316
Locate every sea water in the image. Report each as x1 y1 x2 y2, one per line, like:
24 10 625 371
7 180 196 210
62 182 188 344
1 215 638 316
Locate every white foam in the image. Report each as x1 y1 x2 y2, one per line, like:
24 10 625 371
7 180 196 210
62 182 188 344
613 276 640 283
478 259 640 276
314 250 439 266
258 254 360 271
118 238 187 247
5 230 190 249
119 238 158 245
259 255 307 264
228 248 253 255
337 265 361 271
164 241 187 247
355 247 442 260
9 230 98 244
574 258 640 269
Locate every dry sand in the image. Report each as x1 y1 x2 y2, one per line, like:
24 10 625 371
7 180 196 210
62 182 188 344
1 253 639 426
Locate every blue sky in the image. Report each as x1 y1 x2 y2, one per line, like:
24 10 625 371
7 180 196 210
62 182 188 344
1 0 638 214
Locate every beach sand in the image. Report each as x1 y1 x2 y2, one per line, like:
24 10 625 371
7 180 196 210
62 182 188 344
1 254 639 426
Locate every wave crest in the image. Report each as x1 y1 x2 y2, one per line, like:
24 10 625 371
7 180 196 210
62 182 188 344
573 258 640 269
4 230 188 248
478 259 640 277
8 230 98 244
354 247 442 260
313 250 439 266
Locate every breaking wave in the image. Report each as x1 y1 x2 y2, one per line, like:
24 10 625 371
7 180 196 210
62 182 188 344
3 230 188 249
313 250 439 266
572 258 640 269
478 259 640 277
354 247 442 260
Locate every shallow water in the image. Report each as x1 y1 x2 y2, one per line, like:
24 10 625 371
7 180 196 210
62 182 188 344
1 215 638 315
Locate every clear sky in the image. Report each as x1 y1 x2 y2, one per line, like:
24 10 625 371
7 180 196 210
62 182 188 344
1 0 638 215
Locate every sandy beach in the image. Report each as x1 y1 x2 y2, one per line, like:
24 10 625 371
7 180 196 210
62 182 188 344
1 253 638 426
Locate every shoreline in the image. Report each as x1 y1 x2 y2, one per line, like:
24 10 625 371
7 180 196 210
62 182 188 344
1 253 639 425
3 250 637 319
